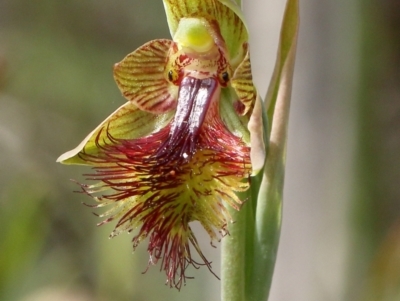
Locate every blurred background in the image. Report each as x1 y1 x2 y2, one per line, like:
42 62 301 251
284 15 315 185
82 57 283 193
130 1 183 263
0 0 399 300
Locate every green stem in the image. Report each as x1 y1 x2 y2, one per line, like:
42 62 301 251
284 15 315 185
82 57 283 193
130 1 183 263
249 0 299 300
221 0 298 300
249 153 284 301
221 192 251 301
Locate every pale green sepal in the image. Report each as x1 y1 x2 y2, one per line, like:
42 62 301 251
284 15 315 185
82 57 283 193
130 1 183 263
162 0 248 63
57 102 173 165
248 94 267 176
217 0 248 31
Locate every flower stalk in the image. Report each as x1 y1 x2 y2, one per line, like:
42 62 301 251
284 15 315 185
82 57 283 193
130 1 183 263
221 0 299 300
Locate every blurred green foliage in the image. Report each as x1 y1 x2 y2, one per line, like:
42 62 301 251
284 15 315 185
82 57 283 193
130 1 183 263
347 1 400 300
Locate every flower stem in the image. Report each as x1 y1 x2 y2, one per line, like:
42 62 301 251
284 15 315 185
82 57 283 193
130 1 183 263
221 0 298 300
221 191 251 301
249 0 299 300
222 0 299 301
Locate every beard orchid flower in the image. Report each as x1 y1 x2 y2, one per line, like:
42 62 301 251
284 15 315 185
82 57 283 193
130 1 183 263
58 0 265 289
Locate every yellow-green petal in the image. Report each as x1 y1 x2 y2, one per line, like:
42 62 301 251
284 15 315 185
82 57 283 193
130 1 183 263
57 102 173 165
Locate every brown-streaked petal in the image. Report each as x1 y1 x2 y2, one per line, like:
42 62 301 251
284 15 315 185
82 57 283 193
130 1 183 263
113 39 178 114
57 101 174 165
231 45 257 116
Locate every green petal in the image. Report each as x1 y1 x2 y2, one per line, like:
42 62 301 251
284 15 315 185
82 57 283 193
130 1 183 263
113 39 178 113
162 0 248 64
57 102 173 165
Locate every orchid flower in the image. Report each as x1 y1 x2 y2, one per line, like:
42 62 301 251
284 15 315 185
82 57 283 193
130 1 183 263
57 0 266 289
